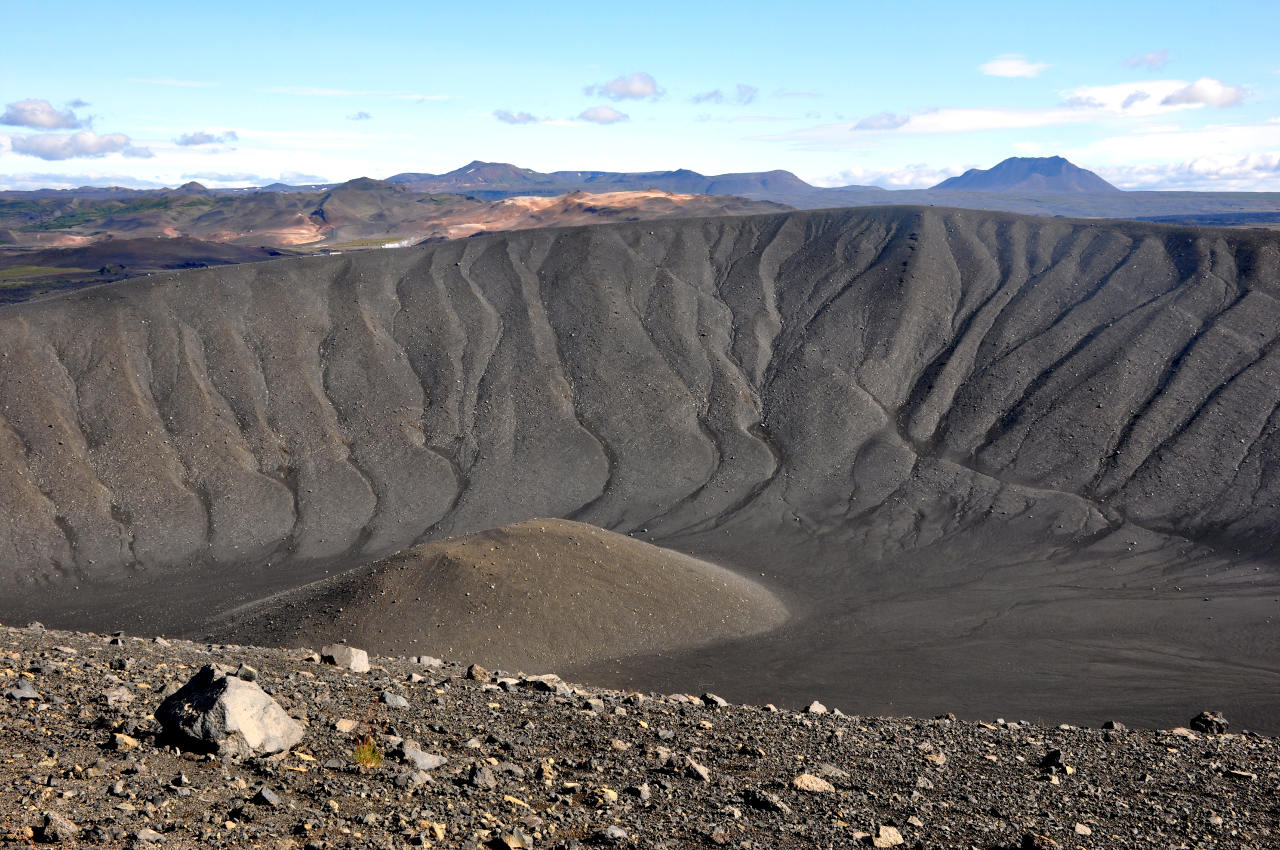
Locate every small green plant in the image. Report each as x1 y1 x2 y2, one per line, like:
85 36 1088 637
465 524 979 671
352 733 383 767
351 691 383 767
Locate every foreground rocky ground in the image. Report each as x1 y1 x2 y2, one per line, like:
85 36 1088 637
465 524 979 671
1 623 1276 849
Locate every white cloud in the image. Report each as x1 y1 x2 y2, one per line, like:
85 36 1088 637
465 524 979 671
1121 91 1150 109
174 130 238 146
853 112 910 130
1061 79 1238 115
882 106 1087 133
0 172 166 190
389 93 451 102
181 170 330 187
979 54 1049 78
494 110 540 125
584 72 663 101
1 99 87 130
128 77 217 88
1124 50 1168 71
578 106 629 125
1161 77 1247 108
1096 152 1280 191
1067 118 1280 168
8 131 151 161
766 77 1257 149
819 163 967 189
691 84 758 106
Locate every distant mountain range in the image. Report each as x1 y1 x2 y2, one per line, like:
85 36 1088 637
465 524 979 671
3 157 1279 266
391 156 1123 200
386 161 821 201
932 156 1121 193
380 157 1280 222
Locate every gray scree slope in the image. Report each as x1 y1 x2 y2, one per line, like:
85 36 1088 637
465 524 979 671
0 205 1278 716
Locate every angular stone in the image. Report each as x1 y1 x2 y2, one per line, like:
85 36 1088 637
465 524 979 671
594 825 628 845
872 825 904 847
805 700 828 715
792 773 835 793
742 788 791 815
400 746 447 771
320 645 369 673
380 691 409 709
684 758 710 782
469 763 497 788
3 679 41 701
253 786 283 807
702 692 729 708
522 674 563 692
37 811 79 843
1189 710 1228 734
103 685 135 708
110 733 139 751
155 665 303 755
625 783 651 802
1038 748 1064 773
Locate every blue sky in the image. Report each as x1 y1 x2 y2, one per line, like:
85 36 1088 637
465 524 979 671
3 0 1279 191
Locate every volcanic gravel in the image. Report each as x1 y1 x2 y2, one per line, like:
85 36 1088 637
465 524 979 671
2 623 1276 849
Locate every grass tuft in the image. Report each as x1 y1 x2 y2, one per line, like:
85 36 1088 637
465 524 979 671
352 733 383 768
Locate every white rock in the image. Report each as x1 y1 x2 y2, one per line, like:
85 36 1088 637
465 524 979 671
156 665 303 755
321 644 370 672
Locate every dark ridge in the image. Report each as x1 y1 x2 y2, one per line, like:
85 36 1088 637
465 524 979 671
0 205 1277 730
932 156 1121 193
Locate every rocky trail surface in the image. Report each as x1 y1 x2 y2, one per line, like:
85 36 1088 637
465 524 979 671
3 624 1277 849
